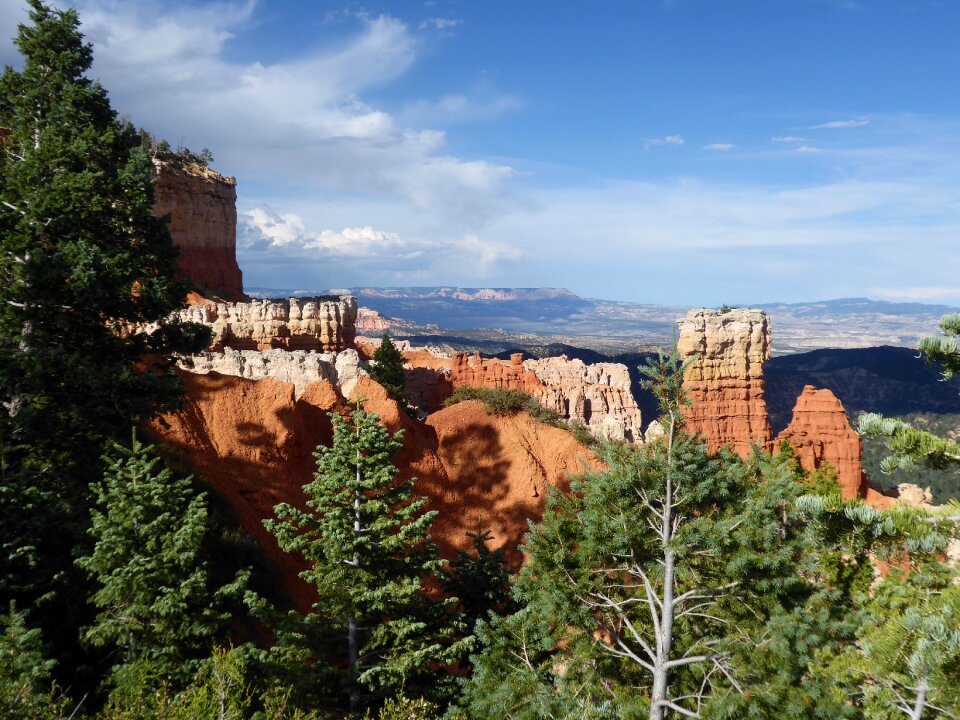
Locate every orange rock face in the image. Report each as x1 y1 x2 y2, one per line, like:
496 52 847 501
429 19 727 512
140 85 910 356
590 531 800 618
677 309 774 458
775 385 867 499
150 372 593 609
151 161 245 300
424 400 597 566
402 351 642 441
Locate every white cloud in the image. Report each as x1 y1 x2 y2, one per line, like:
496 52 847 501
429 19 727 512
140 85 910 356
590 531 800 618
57 1 515 226
810 118 870 129
419 17 460 32
868 287 960 303
703 143 735 151
238 206 521 282
401 93 523 125
772 135 807 143
644 134 684 150
796 145 822 154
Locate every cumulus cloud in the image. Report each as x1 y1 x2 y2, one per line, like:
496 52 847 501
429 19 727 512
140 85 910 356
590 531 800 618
238 206 521 284
55 1 515 225
796 145 822 154
772 135 807 143
644 134 684 150
703 143 735 151
810 118 870 129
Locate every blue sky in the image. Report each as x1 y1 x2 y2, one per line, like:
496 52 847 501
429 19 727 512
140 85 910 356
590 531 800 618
1 0 958 305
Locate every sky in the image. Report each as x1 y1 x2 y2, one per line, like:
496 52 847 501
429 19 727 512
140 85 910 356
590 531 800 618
1 0 958 305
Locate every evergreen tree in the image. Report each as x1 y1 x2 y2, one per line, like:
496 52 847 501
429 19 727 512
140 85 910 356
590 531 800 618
75 432 248 701
0 0 209 690
0 602 67 719
441 528 517 633
0 0 208 472
457 349 880 719
265 408 467 713
368 335 407 403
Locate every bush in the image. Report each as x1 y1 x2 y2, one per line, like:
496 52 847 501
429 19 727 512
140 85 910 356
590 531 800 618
444 387 563 426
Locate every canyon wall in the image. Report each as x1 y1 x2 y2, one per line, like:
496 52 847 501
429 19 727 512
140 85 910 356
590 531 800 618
149 374 594 609
179 296 358 353
677 308 774 457
399 350 642 442
152 160 245 300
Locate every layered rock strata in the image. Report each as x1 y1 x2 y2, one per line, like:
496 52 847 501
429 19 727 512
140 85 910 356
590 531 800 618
179 348 363 400
677 308 774 458
774 385 867 499
152 161 244 300
179 296 358 352
421 351 642 442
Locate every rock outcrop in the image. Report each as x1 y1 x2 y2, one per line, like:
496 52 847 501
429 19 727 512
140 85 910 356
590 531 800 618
152 161 244 300
149 373 595 608
404 351 642 442
179 348 363 400
179 296 358 352
677 308 773 457
774 385 867 499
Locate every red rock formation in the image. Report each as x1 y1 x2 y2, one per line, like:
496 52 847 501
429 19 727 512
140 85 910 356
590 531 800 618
149 372 593 609
424 400 597 565
774 385 868 499
677 308 774 458
151 160 245 300
402 351 642 441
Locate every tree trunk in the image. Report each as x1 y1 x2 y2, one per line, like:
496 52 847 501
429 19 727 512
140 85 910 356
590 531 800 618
910 679 929 720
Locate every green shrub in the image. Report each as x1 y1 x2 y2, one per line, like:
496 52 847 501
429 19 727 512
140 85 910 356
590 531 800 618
569 420 599 448
444 387 564 426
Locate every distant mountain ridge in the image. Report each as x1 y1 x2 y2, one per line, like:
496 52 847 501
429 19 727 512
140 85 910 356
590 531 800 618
245 286 959 354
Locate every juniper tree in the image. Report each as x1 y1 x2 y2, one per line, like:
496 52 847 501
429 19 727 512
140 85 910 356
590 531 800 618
265 408 467 713
76 432 248 702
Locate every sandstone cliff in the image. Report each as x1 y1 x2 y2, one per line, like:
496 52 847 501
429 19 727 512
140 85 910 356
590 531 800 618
152 160 244 300
397 350 642 442
179 296 358 352
149 374 594 609
677 308 774 457
179 347 363 400
774 385 867 499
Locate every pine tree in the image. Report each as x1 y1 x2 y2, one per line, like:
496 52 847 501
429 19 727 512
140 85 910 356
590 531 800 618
368 335 407 403
0 0 209 470
265 408 466 713
76 432 248 700
0 602 67 719
458 349 879 719
441 528 516 633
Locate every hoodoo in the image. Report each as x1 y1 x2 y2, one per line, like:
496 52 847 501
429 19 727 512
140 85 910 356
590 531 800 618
677 308 774 457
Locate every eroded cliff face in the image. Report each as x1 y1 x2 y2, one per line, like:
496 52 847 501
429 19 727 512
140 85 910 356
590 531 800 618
152 161 244 300
396 349 642 442
179 296 359 352
677 308 774 457
149 374 594 609
179 347 363 400
775 385 867 499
